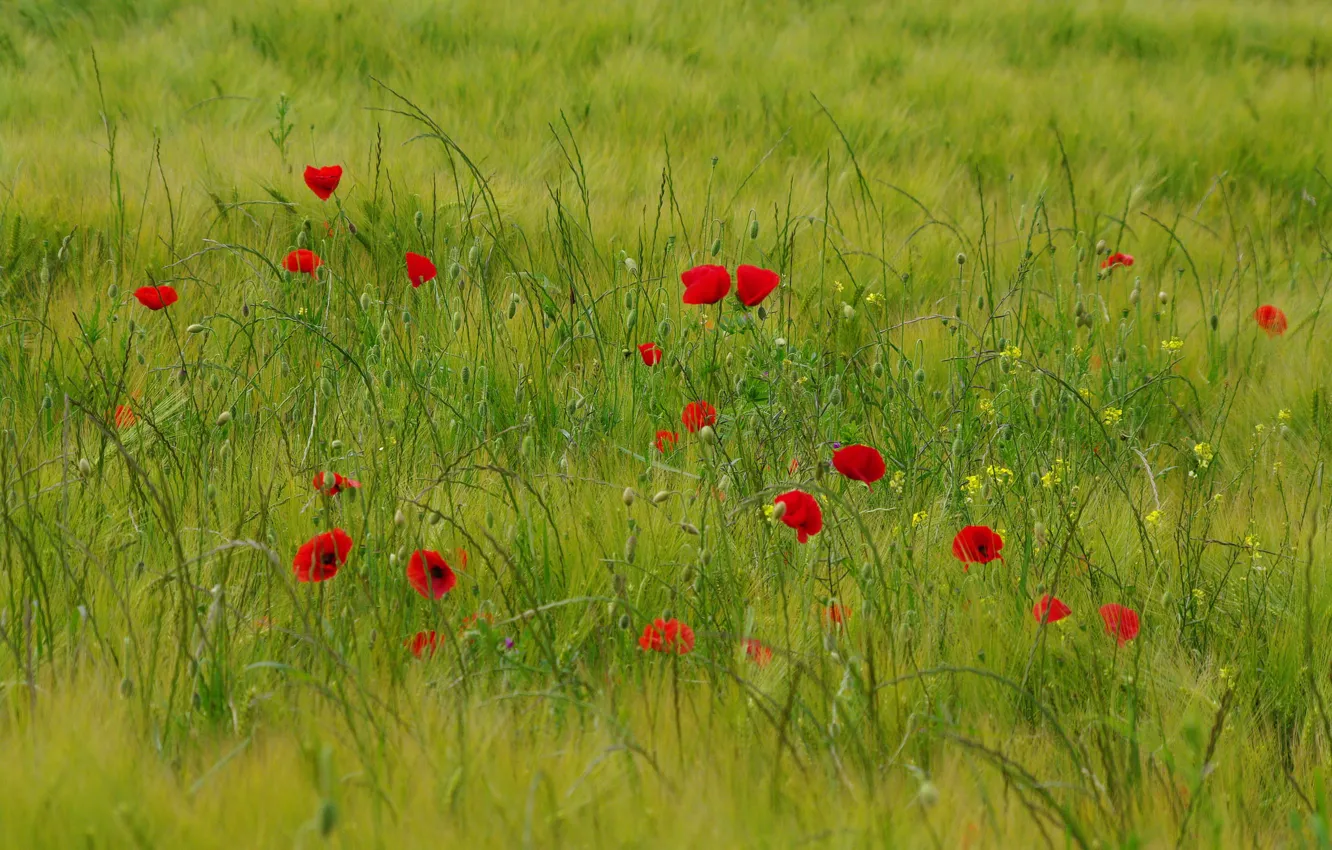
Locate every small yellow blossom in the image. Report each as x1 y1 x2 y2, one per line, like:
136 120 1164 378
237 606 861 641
834 280 844 293
1144 509 1162 526
889 470 906 493
1277 409 1292 423
1193 442 1214 469
961 474 983 501
1161 337 1184 353
865 292 883 306
796 375 809 385
978 398 996 419
985 465 1014 484
1001 345 1022 361
1101 407 1123 427
1243 534 1262 561
1254 423 1266 436
1041 458 1066 489
911 510 929 528
762 504 775 518
1079 387 1092 401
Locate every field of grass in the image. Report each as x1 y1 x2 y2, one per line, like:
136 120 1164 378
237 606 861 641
4 0 1332 846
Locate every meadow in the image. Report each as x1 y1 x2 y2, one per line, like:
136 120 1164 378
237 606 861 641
3 0 1332 846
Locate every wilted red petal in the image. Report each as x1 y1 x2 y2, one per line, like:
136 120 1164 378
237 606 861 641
744 638 773 666
951 525 1004 570
112 405 137 429
832 444 886 487
405 252 437 287
1099 604 1140 645
681 265 731 305
638 342 663 366
774 489 822 543
1100 252 1134 270
303 165 343 201
735 264 780 307
407 630 438 658
1253 305 1288 336
283 249 323 276
681 401 717 433
1032 594 1071 624
406 550 457 599
655 430 679 453
134 285 178 310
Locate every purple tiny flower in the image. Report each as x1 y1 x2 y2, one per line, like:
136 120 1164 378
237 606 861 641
832 441 843 449
503 637 515 650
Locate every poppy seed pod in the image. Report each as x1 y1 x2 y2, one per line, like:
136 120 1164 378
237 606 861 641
622 487 635 506
216 411 231 426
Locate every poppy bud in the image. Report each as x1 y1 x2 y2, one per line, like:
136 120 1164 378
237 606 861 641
78 458 92 477
179 368 189 384
520 435 534 456
681 564 696 583
331 439 343 450
625 534 637 562
918 781 939 808
653 491 672 504
976 295 985 310
107 284 119 299
956 252 966 266
297 231 307 248
625 257 639 276
618 613 631 630
347 220 358 235
622 487 635 506
1209 314 1218 331
394 508 406 527
1158 291 1169 305
216 411 231 426
625 309 638 330
1095 239 1107 254
711 237 722 256
680 522 700 536
624 291 636 310
452 312 463 331
1129 287 1140 305
873 361 884 378
507 301 518 320
842 303 855 320
414 210 424 227
119 677 134 697
402 310 412 325
486 509 495 528
770 500 787 522
461 366 470 384
468 245 480 266
757 306 768 321
698 425 717 445
187 323 207 334
360 293 371 311
914 368 926 384
750 219 760 239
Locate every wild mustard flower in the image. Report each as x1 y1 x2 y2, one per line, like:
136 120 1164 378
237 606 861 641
1101 407 1123 427
1161 337 1184 353
1194 442 1214 469
911 510 929 528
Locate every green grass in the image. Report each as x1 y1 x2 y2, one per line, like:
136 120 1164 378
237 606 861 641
3 0 1332 846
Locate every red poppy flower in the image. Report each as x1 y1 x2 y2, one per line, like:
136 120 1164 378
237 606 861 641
283 249 323 276
824 604 851 627
112 405 136 429
406 549 457 599
681 264 731 305
1032 595 1071 624
293 528 353 582
638 342 663 366
1099 604 1140 645
638 618 695 654
303 165 343 201
773 489 823 543
681 401 717 433
655 430 679 453
744 638 773 667
1253 305 1288 336
951 525 1004 570
735 264 780 307
461 611 495 631
407 630 438 658
832 444 887 488
312 471 361 496
134 285 178 310
1101 252 1134 271
405 252 437 287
